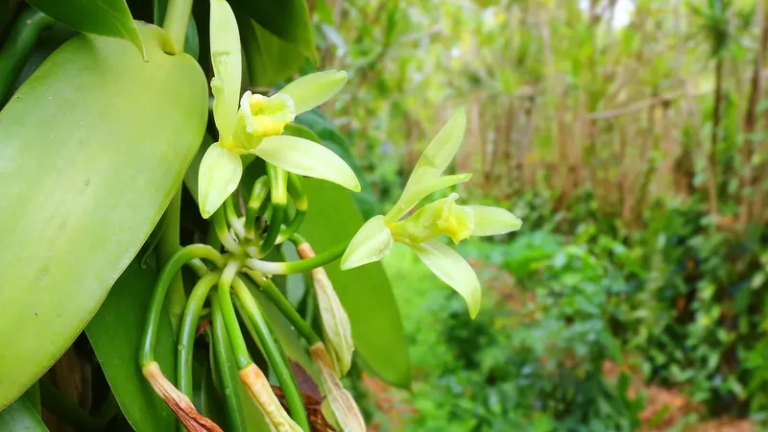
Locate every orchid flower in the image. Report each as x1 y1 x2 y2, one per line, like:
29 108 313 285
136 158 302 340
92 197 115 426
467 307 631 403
340 109 522 318
198 0 359 219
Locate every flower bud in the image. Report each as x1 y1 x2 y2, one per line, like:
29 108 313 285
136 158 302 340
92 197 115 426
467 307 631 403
298 242 354 376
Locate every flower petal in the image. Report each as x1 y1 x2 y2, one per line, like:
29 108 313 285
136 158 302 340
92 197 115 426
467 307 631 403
410 240 481 318
340 215 393 270
198 143 243 219
277 70 348 114
469 205 522 236
253 135 360 192
210 0 242 139
402 108 466 195
385 173 472 222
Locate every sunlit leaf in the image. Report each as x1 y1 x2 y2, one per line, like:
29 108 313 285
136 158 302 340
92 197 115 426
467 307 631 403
0 24 207 408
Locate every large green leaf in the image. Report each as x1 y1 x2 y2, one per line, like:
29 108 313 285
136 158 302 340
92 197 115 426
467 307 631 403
294 110 379 218
0 393 48 432
0 24 207 408
299 179 411 388
242 19 306 88
27 0 143 52
230 0 316 61
85 261 177 432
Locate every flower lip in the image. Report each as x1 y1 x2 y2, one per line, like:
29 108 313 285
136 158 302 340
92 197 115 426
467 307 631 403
436 193 474 244
236 91 296 150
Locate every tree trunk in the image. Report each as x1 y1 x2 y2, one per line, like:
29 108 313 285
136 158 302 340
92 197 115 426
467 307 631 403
707 57 723 218
740 0 768 226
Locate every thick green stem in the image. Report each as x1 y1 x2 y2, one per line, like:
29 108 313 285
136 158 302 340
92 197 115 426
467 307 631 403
232 277 310 431
162 0 193 54
214 208 242 254
260 164 287 256
225 197 246 239
243 269 319 344
246 176 270 239
0 7 54 103
303 272 317 327
276 173 308 243
276 212 306 245
177 272 221 397
140 244 225 365
245 242 347 275
160 191 186 332
210 294 248 432
217 261 251 369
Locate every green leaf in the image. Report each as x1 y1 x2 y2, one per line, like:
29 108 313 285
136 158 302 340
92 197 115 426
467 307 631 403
284 123 322 143
26 0 143 53
299 179 411 388
0 393 48 432
291 111 379 218
230 0 317 61
242 19 306 88
85 261 177 432
0 24 207 408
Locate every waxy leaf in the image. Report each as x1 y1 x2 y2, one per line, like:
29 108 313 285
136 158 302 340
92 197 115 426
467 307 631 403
27 0 143 53
86 261 177 432
0 24 207 408
230 0 316 61
299 180 411 388
242 19 305 88
0 392 47 432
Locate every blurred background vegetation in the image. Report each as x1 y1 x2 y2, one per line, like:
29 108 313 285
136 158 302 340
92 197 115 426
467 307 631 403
308 0 768 430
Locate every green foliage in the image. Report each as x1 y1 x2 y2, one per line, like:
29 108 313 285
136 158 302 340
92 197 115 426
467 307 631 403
86 262 177 432
27 0 143 52
385 231 643 431
300 179 411 388
0 24 207 409
0 392 47 432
